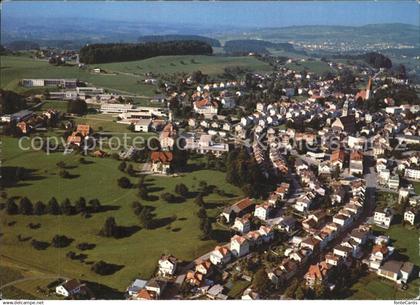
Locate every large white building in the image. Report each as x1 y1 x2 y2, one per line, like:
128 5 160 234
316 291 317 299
184 134 229 157
405 168 420 181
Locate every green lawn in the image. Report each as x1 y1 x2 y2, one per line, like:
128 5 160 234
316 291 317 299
1 136 243 293
285 60 334 75
373 224 420 266
38 100 69 113
227 280 250 299
412 181 420 195
348 273 419 300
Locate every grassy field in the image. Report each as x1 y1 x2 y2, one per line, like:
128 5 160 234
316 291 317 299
37 100 69 113
1 55 272 96
285 60 334 75
95 55 272 77
373 224 419 265
348 273 419 300
0 56 156 96
1 136 243 293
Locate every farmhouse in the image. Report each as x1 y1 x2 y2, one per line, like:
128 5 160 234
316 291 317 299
55 279 85 297
221 197 255 223
150 151 173 174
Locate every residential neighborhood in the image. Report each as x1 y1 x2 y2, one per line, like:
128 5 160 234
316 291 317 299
0 1 419 302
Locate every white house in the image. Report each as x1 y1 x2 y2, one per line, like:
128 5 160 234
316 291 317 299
56 279 85 297
254 204 272 221
295 193 315 212
158 255 177 276
405 168 420 180
404 209 418 226
210 246 231 266
230 235 249 257
388 175 400 190
232 217 251 234
374 208 394 229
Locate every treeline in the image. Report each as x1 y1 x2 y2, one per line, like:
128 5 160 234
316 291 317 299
332 52 392 69
0 90 27 114
224 39 301 55
4 196 103 216
138 35 221 47
79 40 213 64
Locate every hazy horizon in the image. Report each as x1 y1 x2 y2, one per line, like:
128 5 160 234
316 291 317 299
2 1 419 29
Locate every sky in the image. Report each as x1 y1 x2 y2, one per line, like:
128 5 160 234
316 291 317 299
2 1 419 28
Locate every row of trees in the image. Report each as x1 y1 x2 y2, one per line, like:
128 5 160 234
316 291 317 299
5 197 101 216
194 194 212 240
0 89 27 114
79 41 213 64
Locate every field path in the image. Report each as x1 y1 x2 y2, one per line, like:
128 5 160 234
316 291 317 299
0 275 69 290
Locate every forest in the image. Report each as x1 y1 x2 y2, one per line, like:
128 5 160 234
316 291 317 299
79 40 213 64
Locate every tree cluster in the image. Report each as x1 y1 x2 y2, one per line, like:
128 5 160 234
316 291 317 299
225 148 269 198
79 41 213 64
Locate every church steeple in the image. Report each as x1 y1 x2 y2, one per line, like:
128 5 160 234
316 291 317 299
366 77 372 100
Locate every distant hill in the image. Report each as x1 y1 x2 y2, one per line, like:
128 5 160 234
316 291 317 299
243 23 419 46
138 35 221 47
223 39 304 55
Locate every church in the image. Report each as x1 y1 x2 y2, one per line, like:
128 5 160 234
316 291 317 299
355 77 373 101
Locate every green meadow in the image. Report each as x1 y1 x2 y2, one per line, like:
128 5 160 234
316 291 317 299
1 54 272 97
1 136 242 293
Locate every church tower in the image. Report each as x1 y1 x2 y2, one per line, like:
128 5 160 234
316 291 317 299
366 77 372 100
342 100 349 117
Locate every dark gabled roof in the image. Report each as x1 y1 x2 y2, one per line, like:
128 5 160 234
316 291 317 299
380 260 403 274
